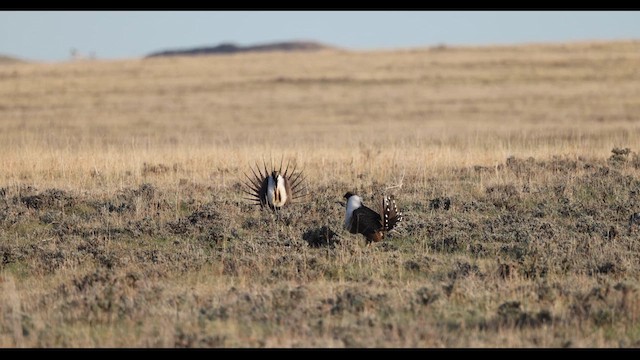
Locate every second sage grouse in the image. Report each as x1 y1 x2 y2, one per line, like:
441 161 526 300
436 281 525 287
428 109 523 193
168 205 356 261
343 192 403 243
243 158 306 210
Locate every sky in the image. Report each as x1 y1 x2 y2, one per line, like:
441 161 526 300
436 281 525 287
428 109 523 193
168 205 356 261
1 11 639 62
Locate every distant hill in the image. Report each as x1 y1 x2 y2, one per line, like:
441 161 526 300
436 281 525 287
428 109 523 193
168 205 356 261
0 54 25 64
146 41 335 58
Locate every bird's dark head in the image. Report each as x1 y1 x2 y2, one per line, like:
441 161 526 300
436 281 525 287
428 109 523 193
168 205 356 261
271 170 281 181
343 191 356 200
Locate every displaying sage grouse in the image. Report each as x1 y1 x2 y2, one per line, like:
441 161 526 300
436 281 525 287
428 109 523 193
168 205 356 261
343 192 403 243
243 159 306 210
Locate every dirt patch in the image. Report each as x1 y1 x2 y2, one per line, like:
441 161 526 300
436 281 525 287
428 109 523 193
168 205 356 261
494 301 554 329
18 188 76 211
302 226 340 247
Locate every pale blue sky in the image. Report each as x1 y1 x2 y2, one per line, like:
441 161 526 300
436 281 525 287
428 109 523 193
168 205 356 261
1 11 639 62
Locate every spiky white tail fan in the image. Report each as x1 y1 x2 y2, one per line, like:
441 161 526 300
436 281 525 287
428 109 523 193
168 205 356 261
242 157 307 210
344 192 403 243
382 195 403 231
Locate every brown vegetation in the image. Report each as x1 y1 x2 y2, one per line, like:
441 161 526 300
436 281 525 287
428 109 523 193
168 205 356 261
1 41 640 347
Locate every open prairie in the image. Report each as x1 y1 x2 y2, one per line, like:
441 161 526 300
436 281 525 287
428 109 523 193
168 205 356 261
1 40 640 347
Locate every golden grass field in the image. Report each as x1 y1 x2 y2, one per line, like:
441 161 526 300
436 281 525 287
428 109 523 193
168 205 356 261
1 40 640 347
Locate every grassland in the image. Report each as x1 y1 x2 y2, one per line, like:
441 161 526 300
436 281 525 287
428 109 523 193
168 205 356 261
1 40 640 347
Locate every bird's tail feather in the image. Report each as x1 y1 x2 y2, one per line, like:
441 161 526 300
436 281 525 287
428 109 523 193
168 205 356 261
382 195 403 231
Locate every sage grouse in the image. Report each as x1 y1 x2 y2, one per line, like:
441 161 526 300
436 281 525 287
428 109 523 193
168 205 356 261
343 192 403 243
243 159 306 210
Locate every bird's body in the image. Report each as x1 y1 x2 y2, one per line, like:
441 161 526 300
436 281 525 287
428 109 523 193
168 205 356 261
267 172 289 208
344 194 363 229
343 192 403 243
243 158 306 210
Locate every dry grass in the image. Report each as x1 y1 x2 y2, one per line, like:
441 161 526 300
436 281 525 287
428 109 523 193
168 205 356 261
1 40 640 347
